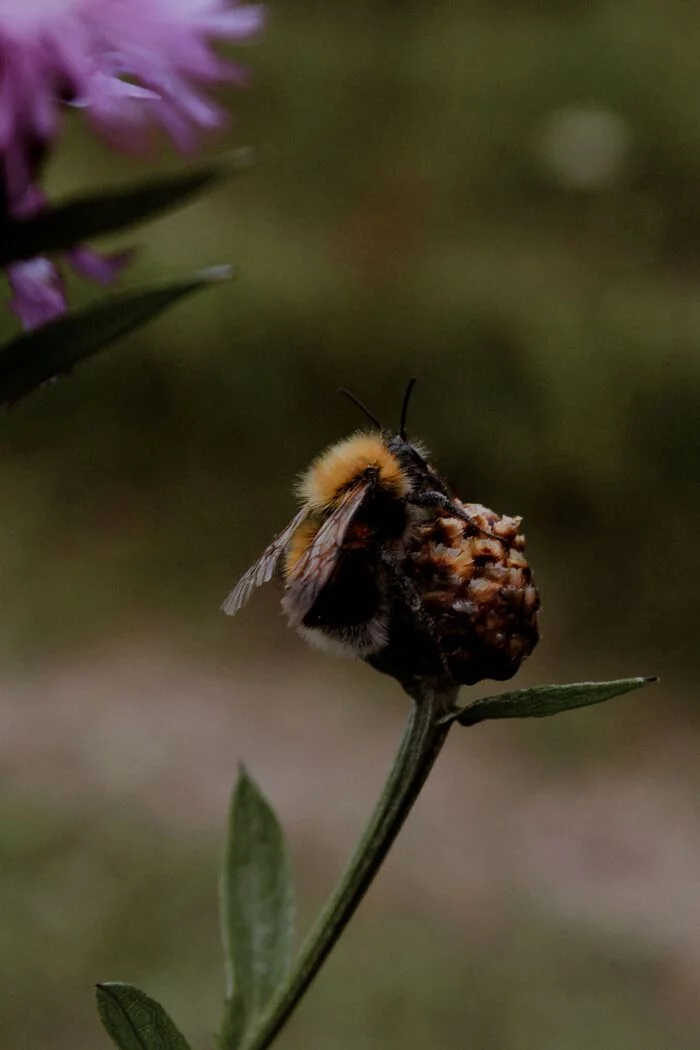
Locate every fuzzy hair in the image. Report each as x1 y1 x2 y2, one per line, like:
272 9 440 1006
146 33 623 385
295 614 389 658
296 432 409 509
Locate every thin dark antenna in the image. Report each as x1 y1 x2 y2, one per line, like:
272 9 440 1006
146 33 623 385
400 378 417 439
339 388 384 430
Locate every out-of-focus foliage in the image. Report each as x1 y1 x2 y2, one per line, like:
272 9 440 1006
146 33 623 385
220 768 295 1048
0 151 252 267
1 2 699 1049
96 983 192 1050
0 268 231 407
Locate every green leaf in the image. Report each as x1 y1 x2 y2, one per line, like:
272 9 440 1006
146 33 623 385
0 265 231 406
0 150 253 266
218 987 248 1050
96 983 192 1050
442 677 658 726
219 767 295 1049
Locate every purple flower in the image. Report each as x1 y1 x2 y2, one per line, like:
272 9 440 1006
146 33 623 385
1 0 264 328
5 181 135 327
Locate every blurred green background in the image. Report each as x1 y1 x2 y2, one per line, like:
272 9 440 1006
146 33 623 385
2 2 700 1048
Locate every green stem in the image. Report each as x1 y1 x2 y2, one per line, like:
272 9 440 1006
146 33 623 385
241 681 457 1050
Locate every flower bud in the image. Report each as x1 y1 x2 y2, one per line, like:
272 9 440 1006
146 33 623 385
367 501 539 690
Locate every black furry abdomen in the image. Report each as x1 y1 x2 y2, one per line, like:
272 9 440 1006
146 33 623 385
301 489 405 632
302 549 381 628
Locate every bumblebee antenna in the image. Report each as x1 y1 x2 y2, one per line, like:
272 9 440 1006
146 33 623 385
400 377 417 440
339 388 384 430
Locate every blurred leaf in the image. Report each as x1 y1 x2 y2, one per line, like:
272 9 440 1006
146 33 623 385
219 987 247 1050
96 983 191 1050
0 150 253 266
219 766 294 1048
0 265 232 406
443 677 658 726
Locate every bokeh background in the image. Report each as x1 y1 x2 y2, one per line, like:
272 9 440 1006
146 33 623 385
2 2 700 1048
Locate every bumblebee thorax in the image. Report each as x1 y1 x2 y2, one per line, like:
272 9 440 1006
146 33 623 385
297 431 410 509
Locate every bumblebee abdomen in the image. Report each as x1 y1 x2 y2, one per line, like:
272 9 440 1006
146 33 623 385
302 547 382 629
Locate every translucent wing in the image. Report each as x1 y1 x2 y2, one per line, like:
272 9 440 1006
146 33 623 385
284 479 372 627
221 508 309 616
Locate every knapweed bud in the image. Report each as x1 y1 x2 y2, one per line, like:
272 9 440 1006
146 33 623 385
367 501 539 690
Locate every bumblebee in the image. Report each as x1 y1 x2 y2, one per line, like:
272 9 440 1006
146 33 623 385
223 382 539 689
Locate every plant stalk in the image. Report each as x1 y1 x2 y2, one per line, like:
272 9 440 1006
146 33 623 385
241 681 457 1050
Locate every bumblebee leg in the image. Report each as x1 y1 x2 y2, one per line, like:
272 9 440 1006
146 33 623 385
378 553 454 685
414 490 498 539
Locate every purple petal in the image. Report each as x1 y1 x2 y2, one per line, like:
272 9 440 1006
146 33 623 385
0 0 265 164
8 257 66 329
201 6 266 40
66 246 134 284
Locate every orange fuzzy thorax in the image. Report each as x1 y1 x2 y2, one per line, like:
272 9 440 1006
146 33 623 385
296 432 409 509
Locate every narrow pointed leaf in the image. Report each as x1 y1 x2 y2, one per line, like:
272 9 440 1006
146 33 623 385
96 983 191 1050
219 987 247 1050
0 150 253 266
219 767 294 1048
442 676 658 727
0 265 231 406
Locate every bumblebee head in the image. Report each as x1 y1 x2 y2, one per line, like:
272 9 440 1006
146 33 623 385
336 378 441 499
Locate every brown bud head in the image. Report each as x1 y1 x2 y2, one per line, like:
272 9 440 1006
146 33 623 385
367 500 540 689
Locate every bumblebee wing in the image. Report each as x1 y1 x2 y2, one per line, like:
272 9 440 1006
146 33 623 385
284 479 372 627
221 508 309 616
